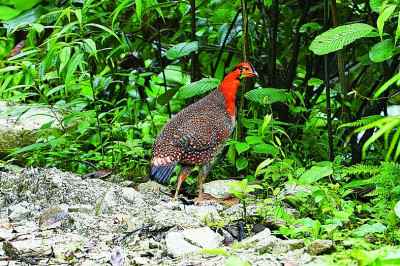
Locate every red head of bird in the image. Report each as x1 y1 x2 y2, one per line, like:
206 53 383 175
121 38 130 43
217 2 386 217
219 62 258 117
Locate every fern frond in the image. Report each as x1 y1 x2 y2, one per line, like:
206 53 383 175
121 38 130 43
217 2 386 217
338 115 383 129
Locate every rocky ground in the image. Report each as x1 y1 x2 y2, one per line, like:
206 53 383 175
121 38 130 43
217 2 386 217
0 167 330 265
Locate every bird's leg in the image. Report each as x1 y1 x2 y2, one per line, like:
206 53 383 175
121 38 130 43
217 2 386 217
195 163 211 205
173 166 191 200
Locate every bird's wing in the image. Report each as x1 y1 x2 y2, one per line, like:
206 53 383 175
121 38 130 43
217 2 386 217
174 115 231 153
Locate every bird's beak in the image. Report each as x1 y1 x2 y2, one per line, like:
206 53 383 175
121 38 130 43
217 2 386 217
243 69 258 78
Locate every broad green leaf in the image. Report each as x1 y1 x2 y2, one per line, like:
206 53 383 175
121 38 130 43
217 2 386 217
245 88 288 105
255 158 274 176
245 136 263 145
253 143 278 155
177 78 219 99
377 5 396 39
59 46 71 73
3 6 46 33
298 164 333 184
235 142 250 154
309 23 375 55
166 41 199 60
0 6 20 20
80 85 94 101
83 39 97 57
352 223 386 237
369 39 394 63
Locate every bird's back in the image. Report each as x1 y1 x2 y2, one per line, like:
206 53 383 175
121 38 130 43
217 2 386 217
151 90 234 183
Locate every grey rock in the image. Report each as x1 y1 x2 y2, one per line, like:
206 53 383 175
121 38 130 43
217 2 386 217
184 204 222 222
38 206 69 228
0 167 328 265
182 227 223 249
7 201 33 221
307 240 334 255
203 179 236 199
0 102 60 153
166 231 200 257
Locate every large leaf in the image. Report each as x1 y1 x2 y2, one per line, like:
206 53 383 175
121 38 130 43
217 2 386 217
377 4 396 39
245 88 288 105
352 223 386 237
309 23 375 55
166 41 198 60
298 162 333 184
177 78 220 99
3 5 46 33
369 39 394 63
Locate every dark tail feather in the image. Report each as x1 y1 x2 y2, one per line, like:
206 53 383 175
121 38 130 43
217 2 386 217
150 163 176 184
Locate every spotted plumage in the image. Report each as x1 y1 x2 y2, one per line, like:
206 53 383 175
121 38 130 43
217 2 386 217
150 62 258 202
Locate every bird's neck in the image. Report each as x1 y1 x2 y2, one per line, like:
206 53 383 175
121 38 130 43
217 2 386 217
219 72 240 117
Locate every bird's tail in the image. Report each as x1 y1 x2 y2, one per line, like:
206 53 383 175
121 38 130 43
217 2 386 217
150 162 177 184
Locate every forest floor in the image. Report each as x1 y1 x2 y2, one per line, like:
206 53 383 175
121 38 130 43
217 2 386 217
0 166 332 266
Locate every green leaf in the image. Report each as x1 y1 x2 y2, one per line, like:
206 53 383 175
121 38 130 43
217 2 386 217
10 142 47 155
377 5 396 39
374 72 400 98
0 6 20 20
396 11 400 45
369 0 382 13
309 23 375 55
253 143 278 155
236 157 248 171
245 88 288 105
3 6 46 33
177 78 219 99
298 163 333 184
235 142 250 154
369 39 394 63
352 223 386 237
31 23 44 33
135 0 143 23
59 46 71 73
255 158 274 176
65 52 83 88
166 41 198 60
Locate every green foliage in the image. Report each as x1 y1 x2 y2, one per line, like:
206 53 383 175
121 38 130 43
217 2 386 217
177 78 220 99
1 0 400 261
310 23 375 55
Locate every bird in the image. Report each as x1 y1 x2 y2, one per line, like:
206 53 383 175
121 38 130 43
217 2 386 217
150 62 258 203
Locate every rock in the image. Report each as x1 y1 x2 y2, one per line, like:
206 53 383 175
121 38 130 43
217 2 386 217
7 201 33 221
182 227 223 249
203 179 236 199
0 227 13 241
38 206 69 228
242 228 278 253
307 240 334 255
184 204 222 222
0 166 329 265
110 246 125 266
166 231 200 257
0 102 60 153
